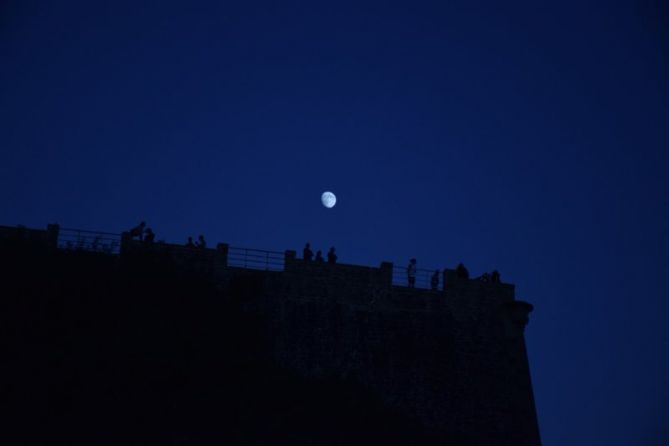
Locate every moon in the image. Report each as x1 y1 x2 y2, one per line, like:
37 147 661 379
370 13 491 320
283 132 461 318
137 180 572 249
321 191 336 208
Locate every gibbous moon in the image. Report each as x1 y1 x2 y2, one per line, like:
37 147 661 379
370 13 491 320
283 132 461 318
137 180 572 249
321 191 336 208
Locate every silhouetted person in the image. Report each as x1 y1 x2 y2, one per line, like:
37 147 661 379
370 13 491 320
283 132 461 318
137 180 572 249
456 262 469 279
480 272 490 283
315 250 324 262
144 228 155 244
186 236 196 248
407 258 417 288
129 221 146 240
491 270 501 283
303 243 313 261
327 247 337 264
431 270 439 291
197 235 206 250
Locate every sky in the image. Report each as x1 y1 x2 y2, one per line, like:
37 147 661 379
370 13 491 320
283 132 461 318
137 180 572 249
1 0 668 444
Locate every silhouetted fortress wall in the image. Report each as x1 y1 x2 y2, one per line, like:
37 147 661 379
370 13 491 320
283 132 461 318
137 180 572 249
1 224 541 445
221 257 540 446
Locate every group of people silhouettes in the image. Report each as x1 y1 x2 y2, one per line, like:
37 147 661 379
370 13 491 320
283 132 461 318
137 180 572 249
480 270 501 284
406 260 500 290
128 221 155 244
407 258 441 290
407 258 440 290
128 221 501 288
185 235 207 250
303 243 337 264
128 221 208 250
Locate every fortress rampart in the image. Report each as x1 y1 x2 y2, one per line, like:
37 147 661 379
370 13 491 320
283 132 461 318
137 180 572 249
1 223 541 445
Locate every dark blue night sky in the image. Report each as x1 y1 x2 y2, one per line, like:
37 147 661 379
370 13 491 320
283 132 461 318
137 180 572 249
2 1 668 444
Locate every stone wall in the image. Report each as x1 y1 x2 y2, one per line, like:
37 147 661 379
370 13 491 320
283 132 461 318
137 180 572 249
2 224 541 445
214 254 541 445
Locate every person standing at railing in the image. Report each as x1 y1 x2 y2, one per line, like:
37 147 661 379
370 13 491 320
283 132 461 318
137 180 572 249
315 250 324 262
327 246 337 264
185 236 196 249
91 236 102 251
431 270 440 291
407 258 417 288
128 221 146 241
456 262 469 279
303 242 313 261
144 228 155 245
197 235 207 250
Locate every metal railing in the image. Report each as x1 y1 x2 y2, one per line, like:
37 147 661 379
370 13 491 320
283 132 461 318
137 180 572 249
58 227 122 255
54 226 443 289
227 246 284 271
392 265 440 290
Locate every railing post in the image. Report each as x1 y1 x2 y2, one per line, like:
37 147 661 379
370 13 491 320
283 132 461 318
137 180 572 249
380 261 393 287
442 268 456 291
46 224 59 250
120 231 131 256
284 250 296 271
76 231 84 250
216 243 229 267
